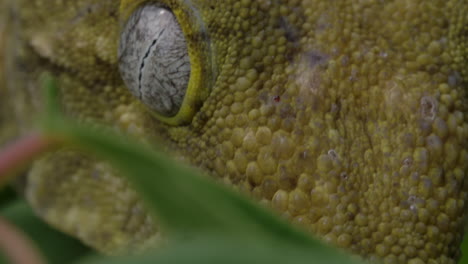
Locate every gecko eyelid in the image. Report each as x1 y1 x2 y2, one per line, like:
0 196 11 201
118 4 191 117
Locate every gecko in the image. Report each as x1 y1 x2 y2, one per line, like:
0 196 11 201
0 0 467 263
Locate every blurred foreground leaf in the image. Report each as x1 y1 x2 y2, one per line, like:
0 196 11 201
39 76 362 263
0 187 15 208
460 235 468 264
49 121 363 263
80 236 357 264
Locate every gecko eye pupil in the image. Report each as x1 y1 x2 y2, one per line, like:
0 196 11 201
118 4 190 117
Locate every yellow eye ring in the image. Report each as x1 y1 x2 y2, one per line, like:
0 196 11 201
119 0 215 125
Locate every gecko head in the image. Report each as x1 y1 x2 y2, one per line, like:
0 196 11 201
4 0 468 262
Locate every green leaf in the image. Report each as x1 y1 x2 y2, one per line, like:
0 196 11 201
460 234 468 264
0 186 16 208
45 109 315 244
41 73 62 126
78 236 360 264
42 78 309 243
40 75 361 264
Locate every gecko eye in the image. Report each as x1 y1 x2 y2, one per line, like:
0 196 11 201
118 4 190 117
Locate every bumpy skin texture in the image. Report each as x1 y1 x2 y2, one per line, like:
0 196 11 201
1 0 468 263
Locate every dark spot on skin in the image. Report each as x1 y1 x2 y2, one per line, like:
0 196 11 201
305 51 329 68
448 71 461 87
277 16 302 62
328 149 339 161
341 172 348 180
253 61 266 75
330 101 341 117
279 104 295 119
278 165 297 189
419 120 432 136
298 150 308 160
279 16 300 44
403 157 413 166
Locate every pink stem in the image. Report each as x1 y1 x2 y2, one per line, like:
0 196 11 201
0 133 57 186
0 216 46 264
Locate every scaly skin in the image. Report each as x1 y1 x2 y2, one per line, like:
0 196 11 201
1 0 468 263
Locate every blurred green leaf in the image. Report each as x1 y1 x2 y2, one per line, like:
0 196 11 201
460 234 468 264
47 118 314 243
39 76 362 264
0 252 8 264
43 76 311 244
79 236 360 264
0 186 16 208
0 200 91 264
